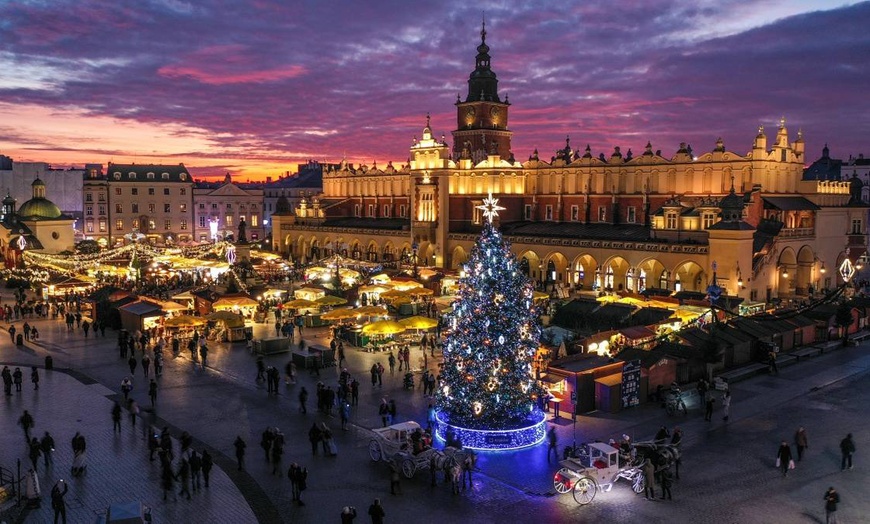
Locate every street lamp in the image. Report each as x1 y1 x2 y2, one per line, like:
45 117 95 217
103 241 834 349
411 241 419 278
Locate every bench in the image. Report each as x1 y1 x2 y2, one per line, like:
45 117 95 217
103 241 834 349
717 362 769 384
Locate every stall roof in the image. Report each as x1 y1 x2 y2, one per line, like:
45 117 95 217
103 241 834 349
118 300 163 316
551 354 615 373
594 373 623 386
615 348 670 367
619 325 657 341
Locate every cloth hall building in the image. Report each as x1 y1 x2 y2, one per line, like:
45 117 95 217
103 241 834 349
271 25 865 305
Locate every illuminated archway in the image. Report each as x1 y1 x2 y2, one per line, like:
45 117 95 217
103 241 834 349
672 261 705 292
570 254 598 290
777 247 798 296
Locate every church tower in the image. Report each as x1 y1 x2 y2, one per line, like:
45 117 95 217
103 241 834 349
452 19 512 163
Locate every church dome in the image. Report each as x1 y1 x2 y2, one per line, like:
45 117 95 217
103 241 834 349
17 197 62 219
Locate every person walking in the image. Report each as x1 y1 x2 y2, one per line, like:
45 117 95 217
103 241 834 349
51 479 68 524
2 366 12 396
111 402 122 433
368 498 386 524
121 376 133 402
128 355 138 375
721 390 731 422
659 467 674 500
308 423 322 456
149 379 158 407
546 427 558 463
768 348 779 375
840 433 855 471
340 399 351 431
298 386 308 414
128 399 140 427
379 399 390 428
161 462 176 501
233 436 246 471
28 437 42 471
13 367 23 392
189 451 202 492
388 352 396 375
642 457 657 500
176 459 192 500
341 506 358 524
30 366 39 390
142 354 151 377
389 458 402 495
704 391 715 422
19 410 35 442
795 427 809 461
824 486 840 524
201 450 213 488
777 440 793 477
40 431 55 467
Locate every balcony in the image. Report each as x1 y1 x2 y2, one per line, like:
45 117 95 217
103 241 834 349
778 227 814 239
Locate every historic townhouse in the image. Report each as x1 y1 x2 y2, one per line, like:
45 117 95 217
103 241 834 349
193 173 265 242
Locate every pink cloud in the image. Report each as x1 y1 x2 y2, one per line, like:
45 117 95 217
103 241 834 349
158 63 307 85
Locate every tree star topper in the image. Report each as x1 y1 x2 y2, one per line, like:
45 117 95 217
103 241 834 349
476 192 505 223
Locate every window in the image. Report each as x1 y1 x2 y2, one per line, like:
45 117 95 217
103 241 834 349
86 205 93 216
148 188 155 195
98 193 105 202
162 173 169 180
251 215 258 227
180 204 187 213
472 202 482 225
164 219 171 230
250 203 257 210
115 204 123 213
147 172 154 179
226 203 232 210
368 204 374 217
240 204 246 211
702 212 715 229
399 205 406 217
524 204 532 220
545 205 553 221
666 212 678 229
627 207 636 224
198 203 205 210
571 205 579 221
132 219 139 229
852 219 863 234
200 234 207 241
129 172 137 179
131 203 138 213
85 193 93 202
598 206 606 222
86 220 94 233
148 219 156 230
383 205 390 218
98 205 106 215
113 173 121 180
163 188 170 195
164 203 171 213
354 204 361 217
99 219 107 232
211 203 218 210
149 203 155 213
180 188 186 196
115 219 123 231
132 188 138 196
180 174 187 181
199 216 206 228
180 220 187 230
115 188 122 196
225 215 233 226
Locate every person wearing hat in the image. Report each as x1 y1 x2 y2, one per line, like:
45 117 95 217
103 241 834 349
341 505 357 523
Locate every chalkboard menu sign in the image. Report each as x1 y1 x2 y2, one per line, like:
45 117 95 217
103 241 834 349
621 359 642 408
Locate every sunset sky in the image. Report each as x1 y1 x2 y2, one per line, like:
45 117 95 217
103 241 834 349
1 1 868 181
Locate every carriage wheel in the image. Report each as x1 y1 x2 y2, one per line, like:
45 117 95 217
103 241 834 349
632 473 646 494
369 441 382 462
402 458 416 479
553 468 573 494
571 476 597 505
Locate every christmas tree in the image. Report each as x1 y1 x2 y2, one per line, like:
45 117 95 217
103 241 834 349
437 194 544 438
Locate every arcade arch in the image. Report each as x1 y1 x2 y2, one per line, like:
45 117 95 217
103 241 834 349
570 254 598 290
777 247 798 296
672 260 705 292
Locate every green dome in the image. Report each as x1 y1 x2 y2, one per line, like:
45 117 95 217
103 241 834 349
17 197 62 219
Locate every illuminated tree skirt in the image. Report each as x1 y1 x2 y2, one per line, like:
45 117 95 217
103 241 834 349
434 410 546 451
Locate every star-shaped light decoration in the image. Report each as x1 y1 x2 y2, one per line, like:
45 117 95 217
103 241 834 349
476 192 505 223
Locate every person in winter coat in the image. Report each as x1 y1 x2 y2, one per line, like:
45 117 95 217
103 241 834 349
840 433 856 470
40 432 54 467
642 458 657 500
368 498 386 524
30 367 39 390
201 450 213 487
51 480 68 523
824 486 840 524
795 427 809 461
341 506 358 524
308 423 322 456
234 436 246 471
777 440 793 477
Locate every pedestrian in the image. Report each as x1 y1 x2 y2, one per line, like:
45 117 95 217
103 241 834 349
40 431 54 467
824 486 840 524
142 354 151 377
189 450 202 492
659 467 674 500
161 462 176 501
299 386 308 414
234 436 246 471
128 399 140 427
370 364 378 387
176 459 192 500
768 348 779 375
149 379 158 407
338 343 346 367
795 427 809 461
388 352 396 375
256 355 265 381
777 440 793 477
704 392 715 422
121 376 133 401
308 423 322 456
341 506 358 524
654 425 670 445
51 479 68 524
2 365 12 396
285 360 295 385
31 366 39 390
13 367 23 392
643 457 657 500
148 431 159 462
670 428 683 479
289 462 308 505
379 399 390 428
389 459 402 494
388 399 397 425
722 390 731 422
368 498 385 524
28 437 42 471
340 399 351 430
111 402 122 433
840 433 855 471
546 427 558 463
377 362 384 386
271 434 284 476
201 450 212 488
128 355 137 375
19 409 35 442
351 379 359 406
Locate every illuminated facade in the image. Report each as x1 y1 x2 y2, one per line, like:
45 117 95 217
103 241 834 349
0 178 75 267
272 24 866 304
193 173 264 243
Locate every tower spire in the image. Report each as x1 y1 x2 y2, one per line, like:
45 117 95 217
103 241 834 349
481 12 486 44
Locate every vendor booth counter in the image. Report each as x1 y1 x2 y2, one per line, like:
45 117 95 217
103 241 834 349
254 337 291 356
292 345 336 369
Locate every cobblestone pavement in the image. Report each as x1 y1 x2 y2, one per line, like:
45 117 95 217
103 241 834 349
2 294 870 523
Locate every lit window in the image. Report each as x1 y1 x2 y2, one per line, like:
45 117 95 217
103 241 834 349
598 206 606 222
132 219 139 229
180 204 187 213
225 215 233 226
115 219 124 231
164 219 171 230
99 219 107 232
666 212 678 229
251 215 258 227
180 220 187 230
115 204 123 213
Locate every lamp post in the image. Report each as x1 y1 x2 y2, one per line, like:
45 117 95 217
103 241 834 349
411 241 419 279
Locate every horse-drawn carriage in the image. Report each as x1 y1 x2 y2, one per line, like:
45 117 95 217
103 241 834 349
553 441 680 505
369 421 475 479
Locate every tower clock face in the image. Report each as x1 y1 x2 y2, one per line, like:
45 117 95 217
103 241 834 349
490 107 500 117
466 107 476 118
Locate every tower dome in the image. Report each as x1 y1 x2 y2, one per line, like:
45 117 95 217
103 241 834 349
17 177 62 219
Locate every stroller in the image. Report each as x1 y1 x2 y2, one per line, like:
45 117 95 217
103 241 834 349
403 372 414 390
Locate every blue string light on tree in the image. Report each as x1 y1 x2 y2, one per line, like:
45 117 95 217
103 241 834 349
435 192 546 451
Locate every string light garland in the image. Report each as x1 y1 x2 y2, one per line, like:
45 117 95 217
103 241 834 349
435 199 546 451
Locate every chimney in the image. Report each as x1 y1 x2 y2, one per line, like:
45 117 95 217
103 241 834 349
266 177 272 184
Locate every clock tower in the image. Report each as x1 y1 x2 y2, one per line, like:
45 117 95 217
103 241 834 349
452 20 512 163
